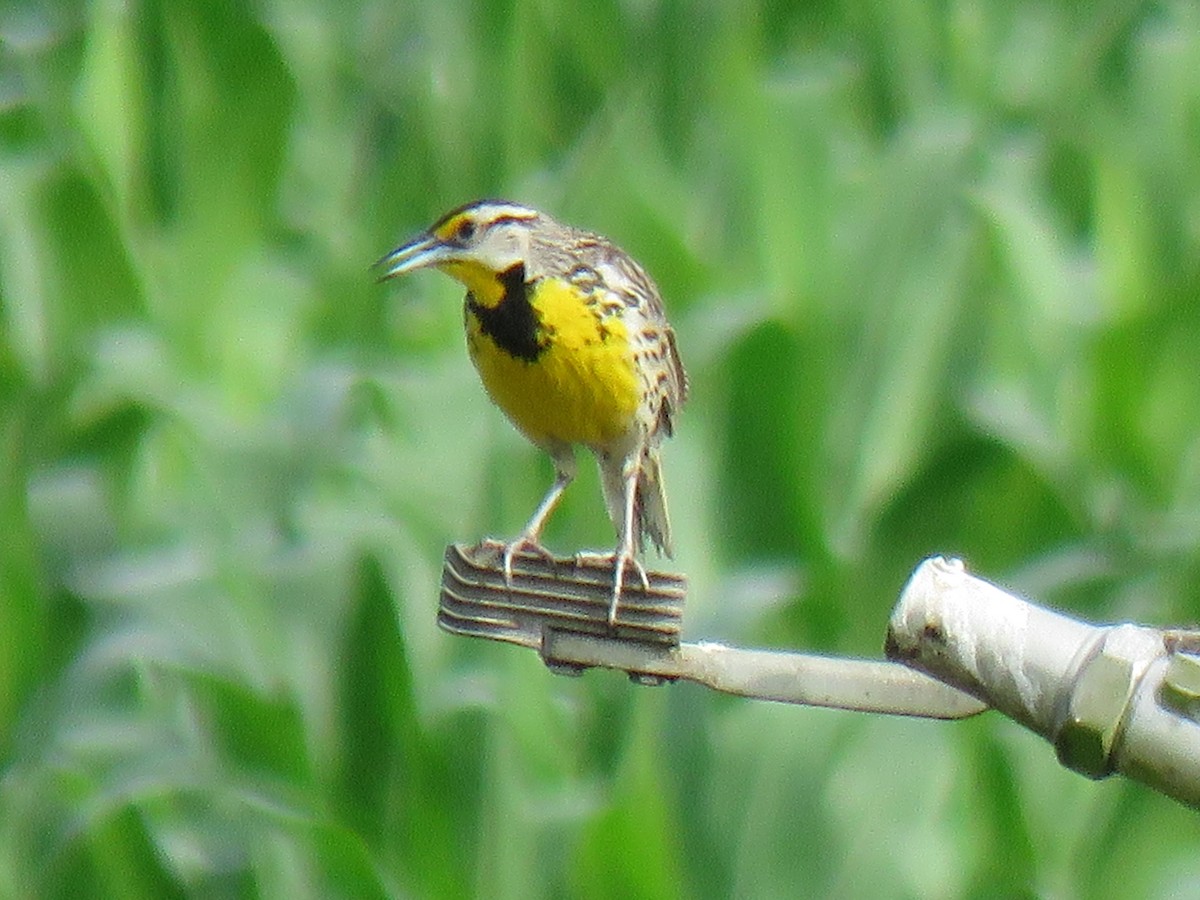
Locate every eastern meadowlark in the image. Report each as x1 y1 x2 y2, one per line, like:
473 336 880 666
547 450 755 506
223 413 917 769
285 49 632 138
379 199 688 623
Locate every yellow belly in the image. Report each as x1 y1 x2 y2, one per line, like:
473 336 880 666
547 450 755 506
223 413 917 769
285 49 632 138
465 277 640 449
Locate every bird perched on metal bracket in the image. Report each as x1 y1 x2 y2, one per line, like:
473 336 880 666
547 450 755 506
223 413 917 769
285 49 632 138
379 200 687 623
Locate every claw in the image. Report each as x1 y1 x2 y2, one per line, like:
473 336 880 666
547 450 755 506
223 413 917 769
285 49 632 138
631 557 651 592
481 536 555 587
608 550 649 626
569 550 650 625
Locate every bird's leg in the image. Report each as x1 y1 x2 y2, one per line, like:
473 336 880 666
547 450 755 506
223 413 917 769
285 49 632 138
608 462 650 626
484 456 575 587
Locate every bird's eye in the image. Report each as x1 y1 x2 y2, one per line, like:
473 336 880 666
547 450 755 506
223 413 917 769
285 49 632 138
455 219 477 242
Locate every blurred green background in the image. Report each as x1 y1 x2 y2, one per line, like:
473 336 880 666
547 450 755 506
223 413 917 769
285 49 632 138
3 0 1200 896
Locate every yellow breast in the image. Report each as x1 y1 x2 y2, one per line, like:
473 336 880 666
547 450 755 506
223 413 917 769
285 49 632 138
465 276 640 449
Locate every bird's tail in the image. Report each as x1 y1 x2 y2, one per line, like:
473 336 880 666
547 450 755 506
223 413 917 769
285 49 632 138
637 449 674 557
600 448 674 558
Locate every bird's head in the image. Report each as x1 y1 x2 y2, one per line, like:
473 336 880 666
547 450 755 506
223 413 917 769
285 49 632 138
378 199 543 306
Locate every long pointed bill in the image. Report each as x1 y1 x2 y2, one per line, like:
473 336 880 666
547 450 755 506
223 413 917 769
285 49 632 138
376 233 446 280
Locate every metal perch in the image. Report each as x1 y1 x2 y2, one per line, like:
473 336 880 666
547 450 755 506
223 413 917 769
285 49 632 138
438 543 1200 812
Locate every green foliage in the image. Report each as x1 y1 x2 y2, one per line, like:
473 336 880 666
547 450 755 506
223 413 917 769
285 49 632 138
2 0 1200 896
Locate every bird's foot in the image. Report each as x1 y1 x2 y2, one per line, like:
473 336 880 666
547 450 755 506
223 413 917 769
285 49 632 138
480 536 555 588
608 551 650 627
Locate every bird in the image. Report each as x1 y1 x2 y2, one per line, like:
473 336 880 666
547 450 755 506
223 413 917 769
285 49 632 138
378 199 687 624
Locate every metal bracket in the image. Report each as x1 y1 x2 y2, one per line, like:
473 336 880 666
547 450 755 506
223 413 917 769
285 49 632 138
439 542 686 648
438 544 986 719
